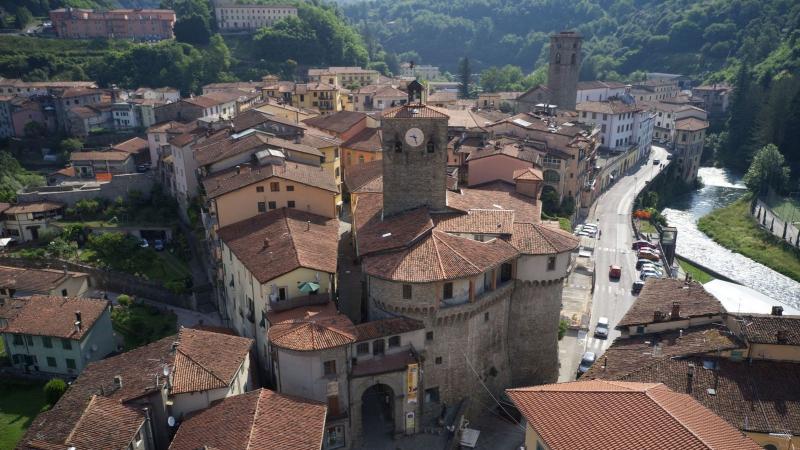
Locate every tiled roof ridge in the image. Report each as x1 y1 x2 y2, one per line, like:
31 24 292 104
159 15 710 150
63 394 99 445
434 230 482 273
430 231 449 278
282 212 303 272
245 390 263 450
534 224 561 253
311 321 354 350
645 389 720 449
176 347 228 387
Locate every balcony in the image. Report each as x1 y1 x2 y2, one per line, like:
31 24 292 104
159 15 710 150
269 293 328 312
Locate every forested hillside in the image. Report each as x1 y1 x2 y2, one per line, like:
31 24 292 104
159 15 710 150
345 0 800 81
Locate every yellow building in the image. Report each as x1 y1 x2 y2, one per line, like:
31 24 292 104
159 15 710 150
254 98 318 122
299 127 343 208
1 202 65 241
292 82 342 115
341 128 382 173
307 67 380 88
216 207 339 359
0 265 89 298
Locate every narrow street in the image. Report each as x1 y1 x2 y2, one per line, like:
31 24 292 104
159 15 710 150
559 145 670 379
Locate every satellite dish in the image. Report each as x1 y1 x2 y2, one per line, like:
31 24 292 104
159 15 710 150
163 366 170 377
167 416 176 427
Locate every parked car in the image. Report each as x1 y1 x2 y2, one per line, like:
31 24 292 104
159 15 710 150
636 258 662 270
632 280 645 294
609 265 622 279
640 269 660 280
632 240 656 251
667 154 674 160
595 317 609 339
153 239 165 251
637 250 660 261
139 239 149 248
136 164 150 173
640 264 663 276
578 351 597 375
653 159 661 165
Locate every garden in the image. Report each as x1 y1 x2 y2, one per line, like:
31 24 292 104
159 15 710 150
111 295 178 350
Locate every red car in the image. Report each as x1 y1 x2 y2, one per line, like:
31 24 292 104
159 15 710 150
609 265 622 279
632 240 656 251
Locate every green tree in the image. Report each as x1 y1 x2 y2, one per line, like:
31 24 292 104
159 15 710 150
722 64 760 169
744 144 791 197
782 89 800 179
60 138 83 153
15 6 33 30
0 152 44 202
458 56 471 99
174 15 211 45
44 378 67 405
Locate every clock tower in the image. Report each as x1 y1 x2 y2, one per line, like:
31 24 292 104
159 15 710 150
381 81 449 216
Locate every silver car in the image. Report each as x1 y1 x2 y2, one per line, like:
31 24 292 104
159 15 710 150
578 351 596 374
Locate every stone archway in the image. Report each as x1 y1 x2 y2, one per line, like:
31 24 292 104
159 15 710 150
361 383 395 440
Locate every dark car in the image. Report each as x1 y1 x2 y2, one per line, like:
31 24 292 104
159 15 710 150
631 240 655 251
609 265 621 279
632 280 645 294
153 239 165 251
653 159 661 165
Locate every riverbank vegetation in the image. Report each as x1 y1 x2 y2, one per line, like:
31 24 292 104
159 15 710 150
697 196 800 282
677 257 715 284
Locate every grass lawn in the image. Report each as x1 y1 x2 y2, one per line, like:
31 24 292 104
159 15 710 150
768 196 800 224
0 380 49 450
638 220 658 235
112 303 178 350
558 217 572 232
142 251 192 285
698 196 800 282
677 257 715 284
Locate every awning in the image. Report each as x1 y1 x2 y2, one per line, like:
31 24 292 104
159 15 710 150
298 281 320 293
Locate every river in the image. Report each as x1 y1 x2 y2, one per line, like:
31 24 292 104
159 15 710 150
662 167 800 308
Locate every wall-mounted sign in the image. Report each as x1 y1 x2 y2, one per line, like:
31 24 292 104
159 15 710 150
407 363 419 403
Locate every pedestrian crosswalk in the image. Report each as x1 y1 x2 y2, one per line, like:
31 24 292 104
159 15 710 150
582 336 611 352
596 247 631 254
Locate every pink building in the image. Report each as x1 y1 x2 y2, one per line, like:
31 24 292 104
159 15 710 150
49 8 176 40
466 141 537 187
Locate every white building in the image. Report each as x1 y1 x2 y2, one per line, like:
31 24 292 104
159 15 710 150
400 63 440 80
575 81 628 103
351 84 407 112
214 3 297 31
576 99 644 151
640 102 708 143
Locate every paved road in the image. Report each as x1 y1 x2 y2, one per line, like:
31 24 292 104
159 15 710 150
559 145 670 379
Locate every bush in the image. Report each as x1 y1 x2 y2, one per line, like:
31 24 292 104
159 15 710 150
116 294 132 307
43 378 67 405
558 319 569 340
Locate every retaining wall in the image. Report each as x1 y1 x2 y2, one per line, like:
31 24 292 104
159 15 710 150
17 173 156 206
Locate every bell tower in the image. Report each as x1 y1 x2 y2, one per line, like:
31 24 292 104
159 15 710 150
546 31 582 111
381 81 449 216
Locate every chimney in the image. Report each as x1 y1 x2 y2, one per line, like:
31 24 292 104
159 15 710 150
74 311 82 332
235 165 241 175
263 238 270 249
294 133 302 144
671 302 680 320
171 341 179 353
777 329 788 344
113 375 123 388
772 305 783 316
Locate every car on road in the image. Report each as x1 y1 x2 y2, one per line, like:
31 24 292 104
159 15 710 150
153 239 165 251
653 159 661 165
608 265 622 279
577 351 596 376
595 317 609 339
632 280 645 294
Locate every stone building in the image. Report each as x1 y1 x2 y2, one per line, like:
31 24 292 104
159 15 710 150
546 31 582 111
350 89 580 434
673 117 709 183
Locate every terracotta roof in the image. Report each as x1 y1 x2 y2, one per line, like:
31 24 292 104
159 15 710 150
4 201 64 214
576 100 642 114
21 337 175 449
50 166 77 178
217 208 338 284
303 111 366 134
111 137 148 154
342 127 382 152
352 194 433 256
63 395 145 450
434 209 515 235
170 327 253 395
202 162 337 199
466 141 537 163
0 265 88 296
354 84 406 97
70 150 131 162
184 91 243 108
740 314 800 346
446 181 542 224
351 350 418 378
583 325 744 380
268 305 356 352
382 104 449 119
363 229 518 282
308 66 377 75
344 159 382 193
299 127 341 148
513 167 543 181
231 108 307 133
621 357 800 435
354 317 424 341
3 295 108 340
509 223 580 255
168 389 326 450
69 105 100 118
0 202 10 213
194 130 321 167
507 380 760 450
147 120 196 134
427 91 458 103
675 117 709 131
617 279 726 328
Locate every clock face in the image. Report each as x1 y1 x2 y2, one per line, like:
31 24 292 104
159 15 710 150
405 127 424 147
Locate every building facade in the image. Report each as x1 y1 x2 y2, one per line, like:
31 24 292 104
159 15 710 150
49 8 176 40
546 31 582 110
214 3 297 31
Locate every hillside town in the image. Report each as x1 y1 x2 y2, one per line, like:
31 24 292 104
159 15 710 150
0 6 798 449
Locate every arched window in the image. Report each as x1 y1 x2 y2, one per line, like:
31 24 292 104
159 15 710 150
427 140 435 153
555 52 561 64
543 170 560 183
